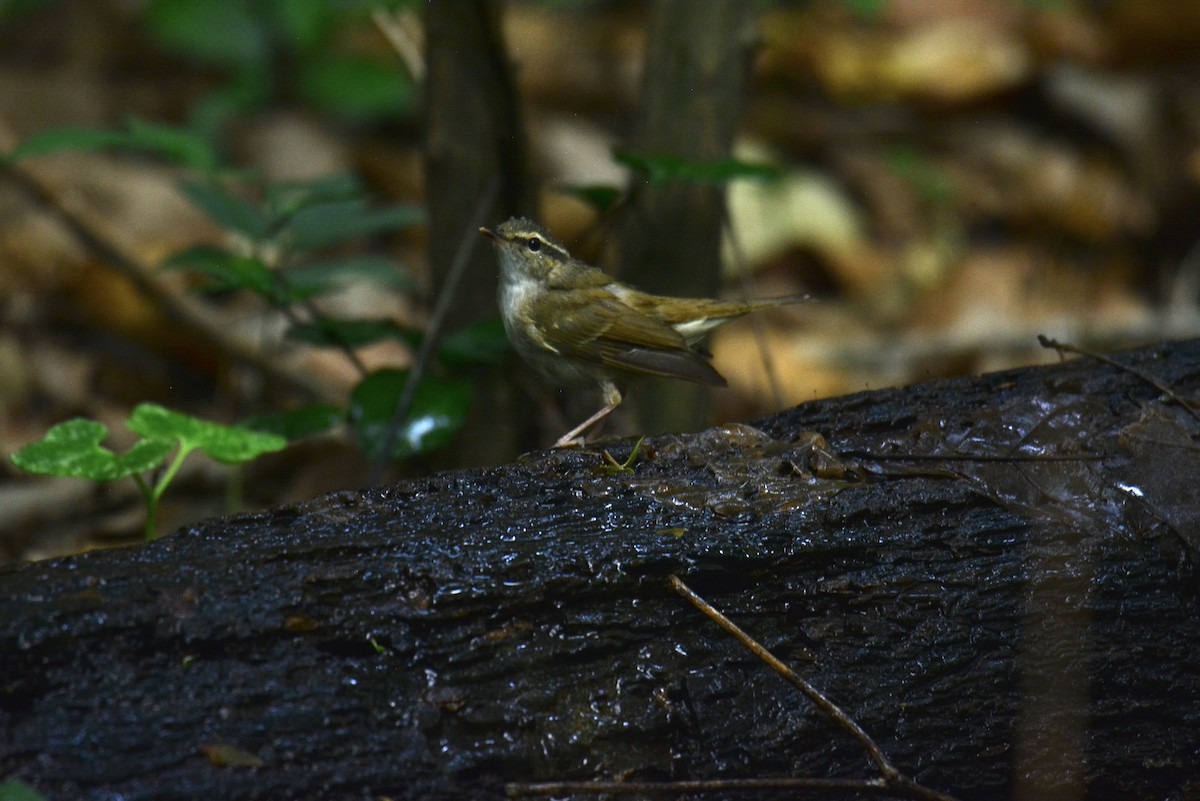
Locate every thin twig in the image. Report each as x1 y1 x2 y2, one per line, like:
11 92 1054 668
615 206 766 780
371 178 500 475
1038 335 1200 424
667 575 963 801
669 575 897 779
508 777 889 797
509 576 962 800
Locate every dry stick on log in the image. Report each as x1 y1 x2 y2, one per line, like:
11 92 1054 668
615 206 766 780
507 576 961 801
1038 335 1200 424
508 777 896 797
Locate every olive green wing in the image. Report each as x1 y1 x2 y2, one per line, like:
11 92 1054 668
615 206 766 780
532 289 727 386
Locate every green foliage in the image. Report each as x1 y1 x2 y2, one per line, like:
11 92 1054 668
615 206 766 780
125 404 287 465
561 151 782 213
614 148 782 184
146 0 268 67
438 318 511 368
143 0 417 125
6 0 505 490
0 780 49 801
286 318 418 349
11 404 286 541
298 56 417 123
164 246 282 298
348 369 473 461
158 173 423 309
265 173 365 218
177 179 269 239
9 419 174 482
242 403 343 441
285 198 426 253
6 143 497 469
555 184 623 214
150 172 492 464
7 117 219 172
287 256 415 295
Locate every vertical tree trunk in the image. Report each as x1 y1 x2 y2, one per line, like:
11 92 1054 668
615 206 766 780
423 0 534 464
617 0 757 435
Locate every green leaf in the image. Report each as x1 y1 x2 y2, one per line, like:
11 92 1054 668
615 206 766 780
241 402 342 440
348 369 472 460
162 246 281 298
0 779 51 801
7 126 132 163
265 173 364 219
127 403 287 465
177 179 268 239
11 419 175 481
284 199 425 253
555 184 623 214
286 256 415 296
614 148 782 184
145 0 269 68
438 318 511 367
123 116 219 172
298 56 417 122
8 118 218 171
189 71 272 135
286 317 418 349
265 0 335 53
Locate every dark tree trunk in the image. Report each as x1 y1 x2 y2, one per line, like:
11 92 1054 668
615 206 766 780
617 0 758 435
422 0 534 464
2 340 1199 801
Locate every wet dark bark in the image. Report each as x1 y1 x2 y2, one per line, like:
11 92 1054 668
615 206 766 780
2 340 1199 801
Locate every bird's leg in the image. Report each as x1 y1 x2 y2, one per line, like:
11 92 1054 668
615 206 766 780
553 381 622 448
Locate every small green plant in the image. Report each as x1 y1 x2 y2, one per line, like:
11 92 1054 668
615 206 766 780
599 436 645 475
11 403 287 541
8 114 511 464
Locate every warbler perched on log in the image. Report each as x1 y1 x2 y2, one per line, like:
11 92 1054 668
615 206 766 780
481 217 804 447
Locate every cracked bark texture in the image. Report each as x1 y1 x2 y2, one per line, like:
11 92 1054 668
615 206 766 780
2 339 1199 801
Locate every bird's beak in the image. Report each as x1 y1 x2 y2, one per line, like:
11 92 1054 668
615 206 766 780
479 227 497 241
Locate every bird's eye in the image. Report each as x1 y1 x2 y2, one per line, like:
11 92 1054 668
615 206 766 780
525 237 541 253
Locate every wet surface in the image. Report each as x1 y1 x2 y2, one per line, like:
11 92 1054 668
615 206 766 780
2 340 1199 800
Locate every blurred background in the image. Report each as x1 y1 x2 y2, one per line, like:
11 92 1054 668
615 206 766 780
1 0 1199 561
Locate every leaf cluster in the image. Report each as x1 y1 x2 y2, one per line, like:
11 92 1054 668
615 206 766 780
12 404 287 541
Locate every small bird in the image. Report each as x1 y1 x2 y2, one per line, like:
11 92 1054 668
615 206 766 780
481 217 805 448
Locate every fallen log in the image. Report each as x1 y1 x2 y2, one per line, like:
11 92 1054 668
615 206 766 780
2 339 1198 801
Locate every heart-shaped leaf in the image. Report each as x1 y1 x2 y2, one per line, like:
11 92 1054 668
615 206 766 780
127 404 287 465
11 419 174 481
